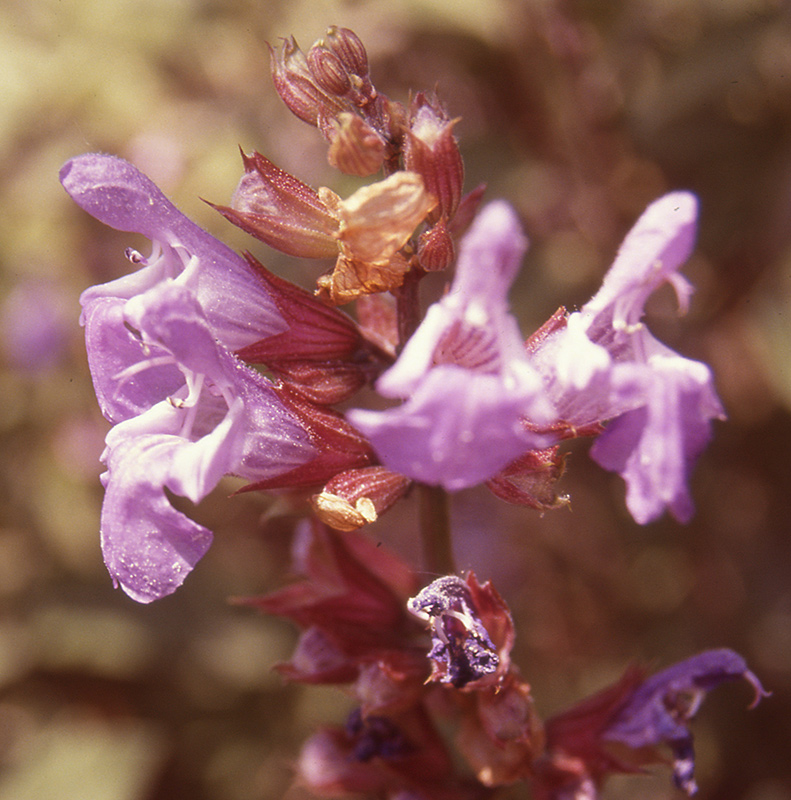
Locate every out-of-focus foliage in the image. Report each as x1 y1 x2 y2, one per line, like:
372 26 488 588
1 0 790 798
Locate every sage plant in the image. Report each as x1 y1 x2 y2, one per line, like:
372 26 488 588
62 26 767 799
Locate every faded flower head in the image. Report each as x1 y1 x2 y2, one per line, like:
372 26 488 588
408 575 503 689
537 649 768 799
218 153 435 304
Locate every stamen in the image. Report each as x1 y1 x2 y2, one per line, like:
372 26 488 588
112 355 176 384
172 244 200 285
178 372 205 439
111 352 179 403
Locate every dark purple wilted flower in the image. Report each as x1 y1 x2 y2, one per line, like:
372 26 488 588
538 648 768 799
61 154 317 602
529 191 725 524
348 201 553 490
603 648 769 795
408 575 501 689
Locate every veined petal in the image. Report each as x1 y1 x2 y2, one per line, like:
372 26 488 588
120 280 319 488
590 354 723 524
451 199 527 301
349 366 549 491
348 201 554 489
83 296 183 424
583 191 698 331
526 192 723 524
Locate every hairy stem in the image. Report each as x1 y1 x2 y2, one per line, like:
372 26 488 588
419 483 455 575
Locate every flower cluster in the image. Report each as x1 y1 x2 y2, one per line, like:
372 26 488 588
61 24 763 800
244 529 766 799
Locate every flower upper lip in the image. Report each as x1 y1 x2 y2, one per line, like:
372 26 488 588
61 154 319 602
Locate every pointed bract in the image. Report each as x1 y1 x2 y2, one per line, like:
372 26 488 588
214 150 340 259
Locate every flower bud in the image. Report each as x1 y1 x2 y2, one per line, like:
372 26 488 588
327 113 386 177
417 217 455 271
311 466 411 531
276 627 357 684
405 95 464 219
211 150 339 259
307 45 351 96
318 27 376 107
323 26 369 79
449 183 487 236
269 37 347 127
486 446 570 511
355 293 398 358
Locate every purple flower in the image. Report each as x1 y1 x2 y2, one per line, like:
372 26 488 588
541 648 768 799
61 154 317 602
603 648 769 795
529 192 725 523
348 201 553 490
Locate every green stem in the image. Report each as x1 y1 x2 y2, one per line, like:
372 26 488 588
418 484 455 575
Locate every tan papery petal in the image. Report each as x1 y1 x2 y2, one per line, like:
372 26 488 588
335 171 435 263
317 252 411 304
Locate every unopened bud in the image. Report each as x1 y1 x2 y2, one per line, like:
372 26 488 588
268 360 368 405
311 466 411 531
486 446 570 511
449 183 487 236
327 113 386 177
417 217 455 271
307 45 351 96
405 97 464 219
323 26 369 78
269 37 347 127
276 627 357 683
356 293 398 358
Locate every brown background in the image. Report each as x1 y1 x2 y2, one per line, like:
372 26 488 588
1 1 789 798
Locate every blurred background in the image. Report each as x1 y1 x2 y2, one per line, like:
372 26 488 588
1 0 790 798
